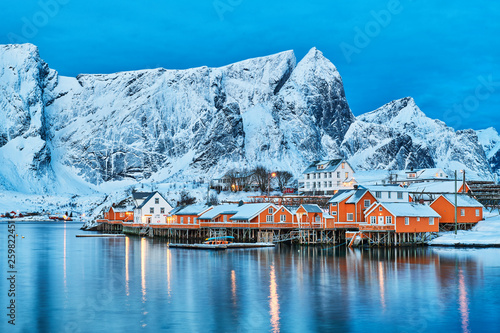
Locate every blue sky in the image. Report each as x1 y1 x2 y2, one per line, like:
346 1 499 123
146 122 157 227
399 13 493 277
1 0 499 131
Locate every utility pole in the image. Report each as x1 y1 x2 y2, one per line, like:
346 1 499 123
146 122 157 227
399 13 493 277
454 170 458 235
462 170 466 193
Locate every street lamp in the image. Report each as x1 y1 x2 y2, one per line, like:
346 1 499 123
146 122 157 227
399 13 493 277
267 172 277 199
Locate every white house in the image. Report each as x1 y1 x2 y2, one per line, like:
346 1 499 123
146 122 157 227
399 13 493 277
361 185 410 202
133 191 173 224
299 159 356 195
388 168 449 185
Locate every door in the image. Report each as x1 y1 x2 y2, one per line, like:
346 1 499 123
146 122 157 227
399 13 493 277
378 216 384 225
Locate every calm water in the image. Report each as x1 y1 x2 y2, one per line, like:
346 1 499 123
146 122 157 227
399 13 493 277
1 222 500 333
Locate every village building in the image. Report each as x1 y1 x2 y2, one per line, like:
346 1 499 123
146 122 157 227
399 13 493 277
328 188 378 228
362 202 441 233
388 168 449 186
170 204 212 225
133 191 174 224
408 181 470 204
229 203 279 225
198 204 240 223
361 185 410 202
299 159 356 195
430 194 484 229
103 206 134 223
212 170 258 192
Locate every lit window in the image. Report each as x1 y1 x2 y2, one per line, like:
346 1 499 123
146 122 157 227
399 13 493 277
347 213 353 221
342 162 345 169
345 172 349 179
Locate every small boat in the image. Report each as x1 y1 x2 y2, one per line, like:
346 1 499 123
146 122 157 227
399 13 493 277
203 236 234 245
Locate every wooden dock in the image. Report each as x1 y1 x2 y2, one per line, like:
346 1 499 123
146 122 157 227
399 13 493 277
168 242 275 250
76 234 126 237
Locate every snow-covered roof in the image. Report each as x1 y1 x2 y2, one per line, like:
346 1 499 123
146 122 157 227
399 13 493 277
133 192 153 200
285 206 300 215
300 204 323 213
112 206 134 213
175 204 212 215
328 190 355 203
302 159 350 174
323 213 334 219
345 189 368 204
438 194 484 208
391 168 448 180
362 185 408 192
375 203 441 218
136 191 173 209
230 203 274 221
198 204 239 220
407 181 466 194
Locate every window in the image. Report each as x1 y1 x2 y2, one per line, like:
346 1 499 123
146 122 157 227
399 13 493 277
386 216 392 224
281 208 284 212
324 182 328 188
370 216 376 224
408 173 416 178
417 217 420 221
364 200 370 208
337 171 340 178
329 181 332 187
342 162 345 169
461 209 465 216
397 192 403 200
476 209 480 217
429 217 434 225
180 217 184 224
280 214 286 222
347 213 354 221
160 207 165 214
155 198 159 204
379 206 383 211
337 181 341 186
405 217 409 225
329 172 332 178
318 182 321 188
313 174 316 179
150 207 154 214
224 215 227 222
388 192 392 199
193 217 197 224
306 174 310 179
376 191 381 198
345 172 349 179
266 215 273 222
188 217 191 224
268 208 273 214
332 211 337 215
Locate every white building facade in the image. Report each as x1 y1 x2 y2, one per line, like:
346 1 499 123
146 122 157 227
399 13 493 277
133 191 173 224
299 159 356 195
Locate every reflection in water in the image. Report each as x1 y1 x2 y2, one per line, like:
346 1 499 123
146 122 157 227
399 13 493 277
459 269 470 333
378 261 386 311
231 270 237 305
125 237 130 296
141 237 147 302
63 223 67 289
269 265 280 333
166 248 172 299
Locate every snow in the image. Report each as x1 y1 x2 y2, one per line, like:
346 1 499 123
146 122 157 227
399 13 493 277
438 194 484 208
429 214 500 246
381 202 441 217
229 203 272 221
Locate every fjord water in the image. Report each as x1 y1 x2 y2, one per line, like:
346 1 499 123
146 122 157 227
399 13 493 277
1 222 500 332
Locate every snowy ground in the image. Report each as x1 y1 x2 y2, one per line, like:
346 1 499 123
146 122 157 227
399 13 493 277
429 212 500 246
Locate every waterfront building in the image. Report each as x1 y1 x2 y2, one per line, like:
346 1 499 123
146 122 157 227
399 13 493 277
430 194 484 229
299 159 356 195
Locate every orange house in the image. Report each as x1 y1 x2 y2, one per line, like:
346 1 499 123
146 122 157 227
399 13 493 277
296 204 324 228
229 203 280 227
198 204 240 225
103 206 134 223
363 202 440 233
272 206 297 225
171 205 212 225
329 188 377 228
430 194 483 225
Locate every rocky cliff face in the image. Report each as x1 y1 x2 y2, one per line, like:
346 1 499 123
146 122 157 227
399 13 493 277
477 127 500 178
343 97 492 179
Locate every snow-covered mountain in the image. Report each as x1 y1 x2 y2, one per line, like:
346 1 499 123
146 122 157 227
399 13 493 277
342 97 492 179
477 127 500 178
0 43 495 198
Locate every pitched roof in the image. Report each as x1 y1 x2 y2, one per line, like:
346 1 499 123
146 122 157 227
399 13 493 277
300 204 323 213
230 203 274 221
136 191 173 209
112 206 134 213
328 190 355 203
302 159 346 174
408 181 466 194
345 189 368 204
377 202 441 218
133 192 153 200
198 204 239 220
438 194 484 208
362 185 409 192
174 204 212 216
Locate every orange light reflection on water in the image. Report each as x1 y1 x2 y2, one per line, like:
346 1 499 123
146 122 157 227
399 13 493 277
459 268 470 333
269 265 280 333
141 237 147 302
